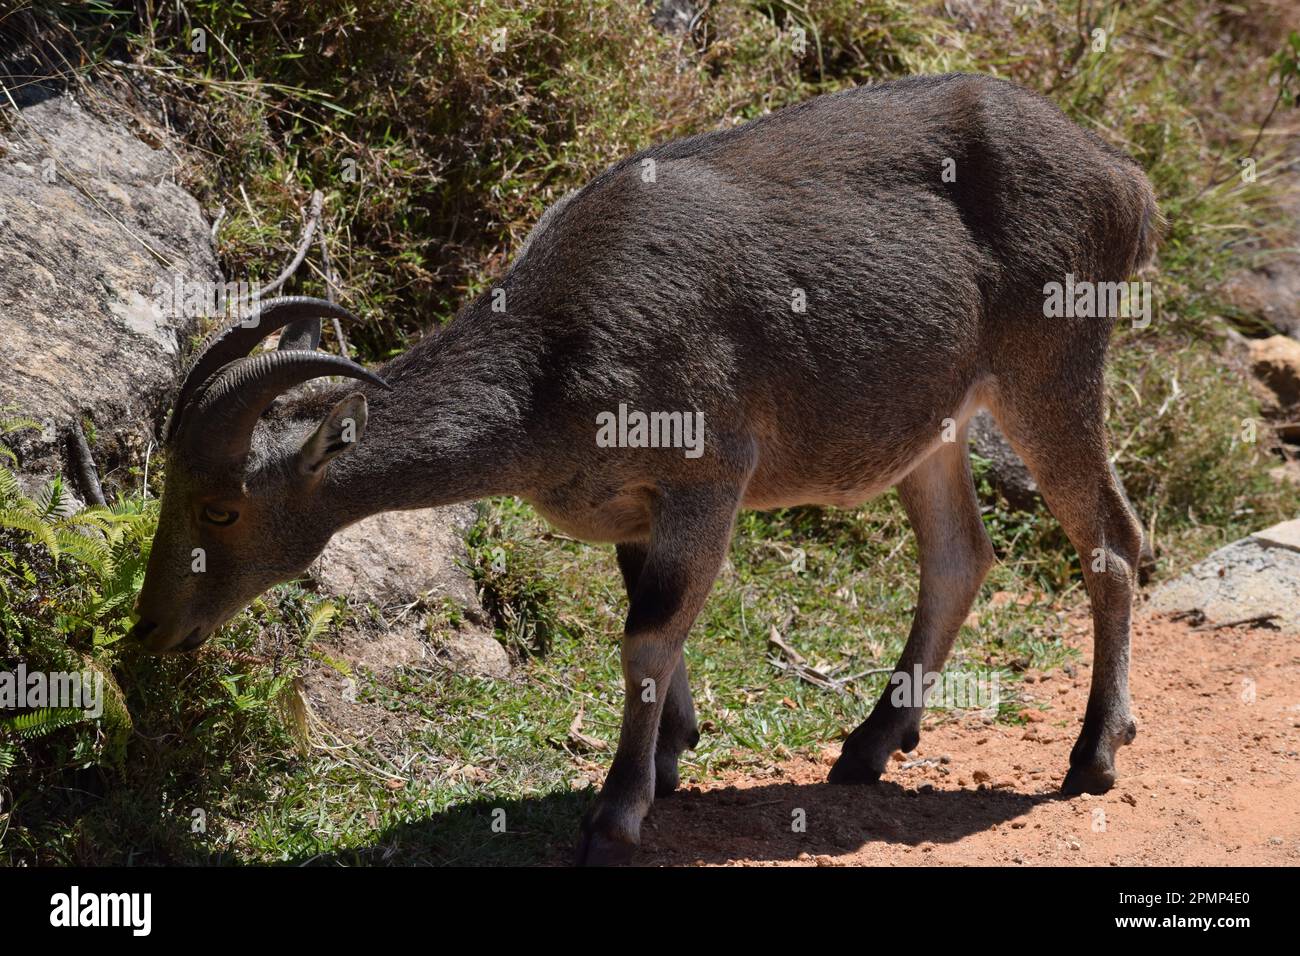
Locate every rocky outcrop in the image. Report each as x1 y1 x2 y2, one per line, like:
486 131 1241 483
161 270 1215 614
1148 519 1300 631
0 93 218 482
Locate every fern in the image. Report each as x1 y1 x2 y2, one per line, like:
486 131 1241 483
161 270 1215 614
0 465 19 501
0 507 60 556
0 741 15 778
0 465 154 588
0 415 40 434
302 601 338 643
34 476 74 521
0 708 87 739
53 528 111 568
0 413 39 467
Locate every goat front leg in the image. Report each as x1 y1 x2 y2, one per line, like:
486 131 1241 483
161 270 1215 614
830 431 995 783
616 542 700 798
577 488 740 866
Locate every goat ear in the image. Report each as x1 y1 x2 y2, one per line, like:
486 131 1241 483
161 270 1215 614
297 393 368 476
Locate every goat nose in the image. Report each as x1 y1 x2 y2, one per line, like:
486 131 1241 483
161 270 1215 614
128 619 158 643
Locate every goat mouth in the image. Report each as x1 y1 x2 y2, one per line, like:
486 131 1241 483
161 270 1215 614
127 619 158 643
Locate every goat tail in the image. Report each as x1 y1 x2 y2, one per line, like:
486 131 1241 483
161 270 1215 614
1130 171 1163 274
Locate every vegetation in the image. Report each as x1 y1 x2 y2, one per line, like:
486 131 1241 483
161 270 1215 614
1 1 1297 864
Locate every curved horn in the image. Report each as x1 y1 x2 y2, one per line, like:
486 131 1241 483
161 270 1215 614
185 350 389 466
164 297 361 443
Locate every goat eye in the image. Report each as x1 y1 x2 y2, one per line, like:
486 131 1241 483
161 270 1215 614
202 506 238 526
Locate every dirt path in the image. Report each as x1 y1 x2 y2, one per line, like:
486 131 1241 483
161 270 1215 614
638 611 1300 866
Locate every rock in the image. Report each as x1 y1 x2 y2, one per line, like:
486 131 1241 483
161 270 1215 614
320 622 430 675
436 628 511 679
1249 335 1300 408
1224 268 1300 340
301 614 509 751
1149 519 1300 631
1253 518 1300 551
318 619 509 680
970 411 1156 580
646 0 700 34
0 93 217 479
311 502 507 680
969 411 1039 510
313 504 481 612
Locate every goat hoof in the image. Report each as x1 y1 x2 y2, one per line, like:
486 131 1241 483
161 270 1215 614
1061 763 1117 796
574 827 636 867
654 767 681 798
827 751 884 785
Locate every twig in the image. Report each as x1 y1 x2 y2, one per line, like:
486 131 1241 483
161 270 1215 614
66 418 106 507
1154 374 1182 418
567 705 607 753
766 624 888 693
1193 83 1290 200
767 624 804 665
255 189 323 298
317 223 349 357
238 183 261 231
210 204 226 241
140 439 154 503
840 668 894 681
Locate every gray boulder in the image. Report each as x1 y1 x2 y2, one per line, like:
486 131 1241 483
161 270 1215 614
646 0 699 34
312 504 482 613
969 410 1038 511
1149 519 1300 631
311 502 510 679
0 93 218 481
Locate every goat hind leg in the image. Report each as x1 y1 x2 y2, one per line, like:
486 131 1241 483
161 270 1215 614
993 393 1142 795
830 431 995 784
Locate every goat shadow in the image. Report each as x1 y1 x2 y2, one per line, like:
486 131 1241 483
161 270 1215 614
288 776 1063 867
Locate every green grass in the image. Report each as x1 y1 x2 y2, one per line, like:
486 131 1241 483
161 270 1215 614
2 1 1298 864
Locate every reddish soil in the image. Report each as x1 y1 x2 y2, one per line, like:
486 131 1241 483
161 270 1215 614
638 611 1300 866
